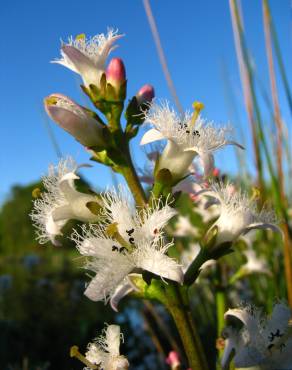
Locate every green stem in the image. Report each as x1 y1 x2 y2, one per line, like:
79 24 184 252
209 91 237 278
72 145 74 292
184 247 210 285
121 142 147 207
216 289 226 359
165 284 208 370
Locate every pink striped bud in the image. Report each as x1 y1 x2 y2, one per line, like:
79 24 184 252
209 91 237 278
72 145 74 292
106 58 126 89
136 84 155 105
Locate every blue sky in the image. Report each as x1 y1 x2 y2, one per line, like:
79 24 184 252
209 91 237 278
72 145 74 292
1 0 291 202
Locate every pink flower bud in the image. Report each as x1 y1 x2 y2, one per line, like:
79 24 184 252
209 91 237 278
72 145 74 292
166 351 180 369
213 168 220 177
136 84 155 105
106 58 126 88
44 94 104 147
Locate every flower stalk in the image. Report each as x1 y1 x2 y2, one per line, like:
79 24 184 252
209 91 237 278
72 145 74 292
164 283 209 370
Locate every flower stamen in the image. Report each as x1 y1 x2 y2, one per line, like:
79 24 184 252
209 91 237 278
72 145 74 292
105 223 133 252
190 101 204 127
70 345 98 369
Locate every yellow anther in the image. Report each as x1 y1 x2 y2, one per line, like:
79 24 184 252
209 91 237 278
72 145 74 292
190 101 204 127
251 187 260 201
76 33 86 41
32 188 42 198
45 96 58 106
70 346 98 369
70 345 80 358
105 223 133 251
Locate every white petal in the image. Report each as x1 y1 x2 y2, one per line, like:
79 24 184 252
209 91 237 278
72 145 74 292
84 249 135 302
139 206 177 241
135 246 183 283
221 336 236 370
106 325 121 356
45 214 65 245
51 204 73 222
85 343 104 366
243 223 282 235
110 279 136 312
140 128 165 145
60 45 102 86
224 308 259 337
226 140 245 150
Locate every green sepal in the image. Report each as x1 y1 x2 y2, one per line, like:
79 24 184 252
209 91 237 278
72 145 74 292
201 225 218 249
106 83 117 101
118 79 127 101
90 150 121 173
151 168 173 199
210 242 234 260
184 246 210 285
141 270 163 285
125 125 139 140
124 96 144 125
129 274 167 304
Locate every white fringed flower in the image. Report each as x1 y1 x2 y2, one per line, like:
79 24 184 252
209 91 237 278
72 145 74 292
241 249 270 275
100 185 178 244
222 303 292 370
73 225 183 302
140 101 242 180
52 29 123 87
30 157 100 246
198 182 281 247
84 325 129 370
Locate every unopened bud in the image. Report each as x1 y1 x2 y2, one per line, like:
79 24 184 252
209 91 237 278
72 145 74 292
166 351 181 369
136 84 155 105
106 58 126 89
213 168 220 177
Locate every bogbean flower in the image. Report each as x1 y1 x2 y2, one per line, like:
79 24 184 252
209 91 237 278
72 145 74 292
198 182 281 248
73 225 183 303
44 94 105 147
241 249 271 276
52 29 123 88
71 324 129 370
30 157 101 246
100 185 178 244
140 101 243 181
222 303 292 370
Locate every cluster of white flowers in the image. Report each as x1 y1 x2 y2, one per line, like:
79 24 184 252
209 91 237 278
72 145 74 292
31 160 183 306
32 26 289 370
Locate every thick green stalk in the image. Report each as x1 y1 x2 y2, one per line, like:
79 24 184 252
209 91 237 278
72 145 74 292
216 289 226 360
165 284 208 370
120 142 147 208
